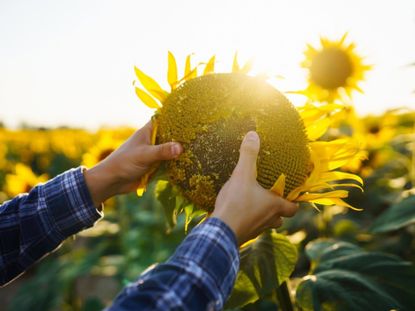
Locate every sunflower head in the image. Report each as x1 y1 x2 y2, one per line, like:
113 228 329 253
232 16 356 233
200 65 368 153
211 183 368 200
157 73 311 210
134 52 364 212
302 34 372 102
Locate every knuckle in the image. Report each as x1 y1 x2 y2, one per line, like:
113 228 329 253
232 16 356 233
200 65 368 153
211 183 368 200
240 143 259 156
158 144 171 159
282 202 299 217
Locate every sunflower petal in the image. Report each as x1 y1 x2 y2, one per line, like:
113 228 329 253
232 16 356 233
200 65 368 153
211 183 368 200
306 117 331 141
136 187 145 196
135 87 160 109
134 66 168 102
183 54 198 81
204 55 216 75
320 171 363 185
270 174 286 197
151 118 158 145
240 58 253 74
184 54 192 78
168 51 178 89
232 52 240 72
297 190 349 201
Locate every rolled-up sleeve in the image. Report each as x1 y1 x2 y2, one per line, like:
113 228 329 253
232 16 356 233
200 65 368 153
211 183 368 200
0 167 102 286
108 217 240 311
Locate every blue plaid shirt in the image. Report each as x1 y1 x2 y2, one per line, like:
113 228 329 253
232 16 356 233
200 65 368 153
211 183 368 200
0 167 240 310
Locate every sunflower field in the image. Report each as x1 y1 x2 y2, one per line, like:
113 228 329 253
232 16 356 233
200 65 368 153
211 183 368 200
1 35 415 311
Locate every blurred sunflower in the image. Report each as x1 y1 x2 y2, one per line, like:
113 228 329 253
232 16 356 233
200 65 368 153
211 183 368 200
133 52 364 211
301 33 372 102
82 129 132 168
0 139 7 170
5 163 48 197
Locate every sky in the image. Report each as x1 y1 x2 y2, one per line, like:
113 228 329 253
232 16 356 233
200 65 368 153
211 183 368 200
1 0 415 129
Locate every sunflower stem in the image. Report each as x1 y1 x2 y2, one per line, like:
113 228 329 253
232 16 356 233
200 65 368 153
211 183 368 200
275 281 294 311
264 230 294 311
411 122 415 187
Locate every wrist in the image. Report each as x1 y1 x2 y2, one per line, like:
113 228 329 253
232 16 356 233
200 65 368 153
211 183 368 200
211 209 244 245
83 162 120 207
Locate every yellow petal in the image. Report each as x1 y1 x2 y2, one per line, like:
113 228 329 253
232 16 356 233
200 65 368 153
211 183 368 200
307 197 362 211
167 51 178 89
306 117 331 141
232 52 240 72
184 54 192 78
320 171 363 186
136 187 145 197
297 190 349 201
134 66 168 102
203 55 215 75
183 54 198 81
135 87 160 109
240 58 253 74
270 173 286 197
151 118 158 145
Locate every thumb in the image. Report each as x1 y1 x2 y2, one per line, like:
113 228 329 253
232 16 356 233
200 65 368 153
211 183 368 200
234 131 260 179
145 142 183 161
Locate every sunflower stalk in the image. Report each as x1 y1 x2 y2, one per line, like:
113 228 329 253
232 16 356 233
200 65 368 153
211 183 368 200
263 230 294 311
411 122 415 187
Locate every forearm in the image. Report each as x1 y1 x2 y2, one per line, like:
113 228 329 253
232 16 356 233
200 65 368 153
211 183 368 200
0 167 102 286
108 217 240 311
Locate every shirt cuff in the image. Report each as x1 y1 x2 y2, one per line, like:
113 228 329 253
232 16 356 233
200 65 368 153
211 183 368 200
41 166 103 239
168 217 240 309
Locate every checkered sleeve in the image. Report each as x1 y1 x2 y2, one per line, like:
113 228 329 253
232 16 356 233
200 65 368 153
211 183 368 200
108 217 240 311
0 167 103 286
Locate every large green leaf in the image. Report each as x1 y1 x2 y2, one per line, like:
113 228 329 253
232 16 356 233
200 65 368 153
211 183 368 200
370 194 415 233
296 239 415 311
226 231 297 308
155 180 178 230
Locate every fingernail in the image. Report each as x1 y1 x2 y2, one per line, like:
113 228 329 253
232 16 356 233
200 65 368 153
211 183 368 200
171 143 182 156
245 131 259 141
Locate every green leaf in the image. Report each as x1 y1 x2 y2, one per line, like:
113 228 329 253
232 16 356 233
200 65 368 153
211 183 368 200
370 195 415 233
296 239 415 311
155 180 177 230
305 239 360 265
226 231 297 308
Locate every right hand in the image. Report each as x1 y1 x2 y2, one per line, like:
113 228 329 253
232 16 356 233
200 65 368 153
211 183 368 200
211 131 299 245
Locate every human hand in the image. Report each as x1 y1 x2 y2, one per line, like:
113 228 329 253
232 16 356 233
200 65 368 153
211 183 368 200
84 121 183 207
211 131 298 245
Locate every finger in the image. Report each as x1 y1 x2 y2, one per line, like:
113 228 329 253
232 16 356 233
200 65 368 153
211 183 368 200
266 193 299 217
234 131 260 179
145 142 183 161
278 200 299 217
271 216 283 228
127 121 153 145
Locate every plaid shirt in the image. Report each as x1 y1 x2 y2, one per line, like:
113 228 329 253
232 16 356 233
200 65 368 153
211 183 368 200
0 167 240 310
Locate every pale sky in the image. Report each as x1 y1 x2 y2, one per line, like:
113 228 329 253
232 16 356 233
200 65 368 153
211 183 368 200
1 0 415 129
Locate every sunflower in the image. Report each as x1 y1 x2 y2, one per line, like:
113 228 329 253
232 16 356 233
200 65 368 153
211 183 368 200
133 52 363 211
301 33 372 102
5 163 48 197
82 128 133 168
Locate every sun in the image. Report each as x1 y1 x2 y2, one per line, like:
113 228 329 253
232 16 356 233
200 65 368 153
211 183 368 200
301 33 372 102
133 52 364 211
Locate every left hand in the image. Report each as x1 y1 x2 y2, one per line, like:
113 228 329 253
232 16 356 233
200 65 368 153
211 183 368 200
84 121 183 207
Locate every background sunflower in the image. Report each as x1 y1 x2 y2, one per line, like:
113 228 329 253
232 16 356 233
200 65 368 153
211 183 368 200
301 33 372 102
